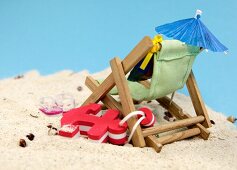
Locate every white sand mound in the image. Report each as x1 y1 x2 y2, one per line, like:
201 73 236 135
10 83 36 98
0 70 236 170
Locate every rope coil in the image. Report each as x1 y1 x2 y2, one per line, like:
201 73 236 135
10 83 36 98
119 108 155 143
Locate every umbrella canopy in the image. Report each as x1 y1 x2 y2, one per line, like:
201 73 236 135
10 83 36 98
155 10 228 52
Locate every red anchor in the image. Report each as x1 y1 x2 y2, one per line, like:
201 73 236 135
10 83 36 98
59 103 128 145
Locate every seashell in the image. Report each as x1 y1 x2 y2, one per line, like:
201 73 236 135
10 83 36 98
227 116 237 123
48 125 58 136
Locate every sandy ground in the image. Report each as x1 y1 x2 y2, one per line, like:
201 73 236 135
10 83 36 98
0 70 237 170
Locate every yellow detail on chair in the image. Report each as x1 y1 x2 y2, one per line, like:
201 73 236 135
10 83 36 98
140 35 163 70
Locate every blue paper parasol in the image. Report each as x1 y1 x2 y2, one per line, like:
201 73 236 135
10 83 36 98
155 10 228 52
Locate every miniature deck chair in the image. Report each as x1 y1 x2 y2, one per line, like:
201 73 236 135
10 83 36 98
110 39 200 101
82 36 212 152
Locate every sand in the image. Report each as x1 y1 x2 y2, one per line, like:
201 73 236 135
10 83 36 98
0 69 237 170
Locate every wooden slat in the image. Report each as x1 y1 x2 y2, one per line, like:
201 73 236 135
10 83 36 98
110 57 145 147
85 76 123 112
145 135 163 153
82 36 153 106
142 116 204 137
186 70 212 128
156 128 201 145
157 97 210 140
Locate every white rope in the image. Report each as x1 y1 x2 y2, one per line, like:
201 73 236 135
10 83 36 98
127 116 145 143
119 110 145 143
142 113 155 127
119 111 144 126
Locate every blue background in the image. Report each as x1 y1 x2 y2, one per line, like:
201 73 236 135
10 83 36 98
0 0 236 117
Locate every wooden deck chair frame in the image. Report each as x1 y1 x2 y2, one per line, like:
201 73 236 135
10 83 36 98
81 36 212 152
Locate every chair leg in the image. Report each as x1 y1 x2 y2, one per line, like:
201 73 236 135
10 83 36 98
110 57 146 147
145 135 163 153
186 70 212 128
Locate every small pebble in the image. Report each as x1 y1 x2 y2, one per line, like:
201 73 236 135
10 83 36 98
47 124 52 128
210 120 215 125
19 139 27 147
26 133 35 141
48 126 58 136
169 117 176 122
163 115 170 121
14 75 24 79
164 111 173 118
52 127 58 131
77 86 83 91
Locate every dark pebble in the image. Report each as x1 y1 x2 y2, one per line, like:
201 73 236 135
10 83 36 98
19 139 27 147
52 127 58 131
77 86 83 91
14 75 24 79
164 111 173 118
163 115 170 121
26 133 35 141
47 125 52 128
210 120 215 125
